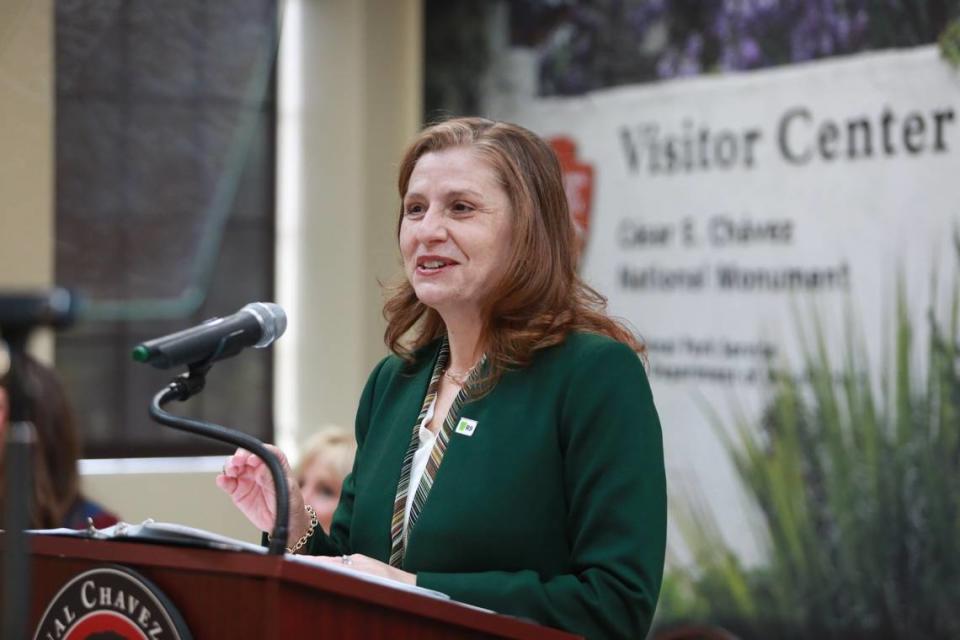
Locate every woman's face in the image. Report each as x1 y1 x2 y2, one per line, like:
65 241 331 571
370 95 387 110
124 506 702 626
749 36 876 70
400 147 514 319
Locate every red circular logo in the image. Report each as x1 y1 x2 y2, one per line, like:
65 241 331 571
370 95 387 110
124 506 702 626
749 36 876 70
34 566 191 640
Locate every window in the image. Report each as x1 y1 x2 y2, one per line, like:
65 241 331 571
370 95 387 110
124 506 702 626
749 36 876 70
55 1 278 458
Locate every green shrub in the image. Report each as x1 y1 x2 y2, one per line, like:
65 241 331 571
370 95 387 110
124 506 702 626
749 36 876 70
661 263 960 639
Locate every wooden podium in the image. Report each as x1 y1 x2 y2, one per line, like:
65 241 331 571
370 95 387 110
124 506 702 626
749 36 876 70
12 534 579 639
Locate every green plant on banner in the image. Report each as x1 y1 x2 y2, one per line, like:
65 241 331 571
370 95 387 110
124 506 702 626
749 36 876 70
941 17 960 67
658 251 960 640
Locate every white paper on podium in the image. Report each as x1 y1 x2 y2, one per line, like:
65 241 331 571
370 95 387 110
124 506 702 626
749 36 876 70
27 520 268 553
27 521 464 605
285 553 453 602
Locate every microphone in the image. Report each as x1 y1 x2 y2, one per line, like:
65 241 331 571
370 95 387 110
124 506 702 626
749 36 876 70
0 288 77 331
132 302 287 369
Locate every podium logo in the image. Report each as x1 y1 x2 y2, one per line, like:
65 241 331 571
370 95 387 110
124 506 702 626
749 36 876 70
34 565 191 640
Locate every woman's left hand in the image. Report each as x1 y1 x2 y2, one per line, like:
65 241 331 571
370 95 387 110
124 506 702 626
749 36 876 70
315 553 416 586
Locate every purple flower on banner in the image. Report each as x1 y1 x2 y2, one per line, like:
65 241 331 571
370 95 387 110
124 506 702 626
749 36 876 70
519 0 951 95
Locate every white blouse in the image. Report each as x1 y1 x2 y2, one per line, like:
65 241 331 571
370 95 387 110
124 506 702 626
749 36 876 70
402 396 438 540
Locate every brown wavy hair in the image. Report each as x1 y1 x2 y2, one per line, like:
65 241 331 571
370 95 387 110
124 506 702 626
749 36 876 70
383 117 644 385
0 353 81 528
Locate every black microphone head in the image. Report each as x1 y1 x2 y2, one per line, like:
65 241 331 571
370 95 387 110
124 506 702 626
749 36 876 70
0 288 78 332
244 301 287 348
131 301 287 369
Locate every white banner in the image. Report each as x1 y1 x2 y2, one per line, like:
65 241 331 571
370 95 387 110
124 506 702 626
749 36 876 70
495 47 960 562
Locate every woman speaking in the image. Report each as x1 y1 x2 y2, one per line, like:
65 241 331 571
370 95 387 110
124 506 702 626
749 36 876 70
218 117 666 639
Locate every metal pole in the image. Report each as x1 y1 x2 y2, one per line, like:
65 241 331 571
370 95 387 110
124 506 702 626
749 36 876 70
2 421 35 640
1 330 36 640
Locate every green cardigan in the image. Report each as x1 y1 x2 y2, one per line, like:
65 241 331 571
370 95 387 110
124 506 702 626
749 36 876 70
304 332 666 639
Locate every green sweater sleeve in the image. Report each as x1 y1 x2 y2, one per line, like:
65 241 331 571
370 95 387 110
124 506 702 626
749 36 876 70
303 356 389 556
416 341 667 640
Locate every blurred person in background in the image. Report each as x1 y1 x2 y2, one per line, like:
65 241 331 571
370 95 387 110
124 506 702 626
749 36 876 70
295 425 356 532
0 352 119 530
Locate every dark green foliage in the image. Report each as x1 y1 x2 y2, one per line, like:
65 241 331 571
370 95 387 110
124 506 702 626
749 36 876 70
940 17 960 66
661 257 960 639
423 0 494 118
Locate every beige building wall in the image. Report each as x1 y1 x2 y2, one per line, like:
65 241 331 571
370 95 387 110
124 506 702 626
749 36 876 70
3 0 422 541
273 0 423 456
0 0 54 360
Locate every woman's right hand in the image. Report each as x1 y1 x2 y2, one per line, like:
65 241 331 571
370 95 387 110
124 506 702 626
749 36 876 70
215 445 311 543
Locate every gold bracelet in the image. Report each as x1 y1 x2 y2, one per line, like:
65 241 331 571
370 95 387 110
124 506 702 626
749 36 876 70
286 504 319 555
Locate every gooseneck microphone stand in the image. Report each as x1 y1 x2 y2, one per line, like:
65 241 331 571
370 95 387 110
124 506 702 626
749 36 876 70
147 361 290 555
